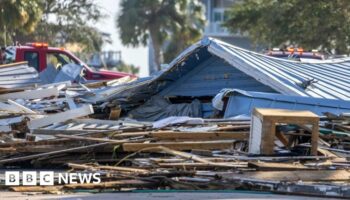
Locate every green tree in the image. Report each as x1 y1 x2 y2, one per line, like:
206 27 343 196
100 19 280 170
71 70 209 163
163 1 205 62
14 0 107 52
116 0 205 71
0 0 42 45
224 0 350 54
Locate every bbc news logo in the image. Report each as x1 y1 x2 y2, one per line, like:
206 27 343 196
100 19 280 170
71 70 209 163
5 171 101 186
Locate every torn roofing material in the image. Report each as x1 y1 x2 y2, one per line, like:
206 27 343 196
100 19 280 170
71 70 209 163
221 89 350 118
0 61 41 88
84 37 350 105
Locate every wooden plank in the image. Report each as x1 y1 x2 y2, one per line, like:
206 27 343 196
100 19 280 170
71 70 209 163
55 134 144 144
0 61 28 69
122 140 235 152
158 162 246 168
141 146 211 164
232 170 350 181
247 162 309 170
151 132 249 140
0 87 59 100
28 104 94 129
276 131 289 147
0 142 110 164
10 186 62 192
6 100 43 119
254 108 318 119
68 163 149 173
109 107 121 120
0 87 26 94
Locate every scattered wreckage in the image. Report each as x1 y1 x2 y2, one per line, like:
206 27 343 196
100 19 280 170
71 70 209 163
1 38 350 198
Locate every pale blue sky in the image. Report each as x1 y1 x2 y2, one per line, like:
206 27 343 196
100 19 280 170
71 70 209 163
96 0 149 77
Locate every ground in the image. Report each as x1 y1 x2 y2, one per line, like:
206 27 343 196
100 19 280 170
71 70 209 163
0 191 333 200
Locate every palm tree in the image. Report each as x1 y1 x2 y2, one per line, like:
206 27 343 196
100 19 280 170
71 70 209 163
116 0 205 72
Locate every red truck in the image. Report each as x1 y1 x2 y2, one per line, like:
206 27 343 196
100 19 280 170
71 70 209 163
0 42 135 81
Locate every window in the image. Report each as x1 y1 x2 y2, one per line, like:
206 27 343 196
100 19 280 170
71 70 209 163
213 11 223 22
46 52 76 70
24 51 39 71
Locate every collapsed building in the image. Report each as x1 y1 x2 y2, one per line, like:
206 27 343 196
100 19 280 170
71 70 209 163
1 38 350 198
82 37 350 121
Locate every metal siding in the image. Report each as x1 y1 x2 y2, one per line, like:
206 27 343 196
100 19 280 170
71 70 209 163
161 56 276 97
224 90 350 118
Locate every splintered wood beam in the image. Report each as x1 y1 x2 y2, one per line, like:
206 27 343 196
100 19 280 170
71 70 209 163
7 100 39 115
32 129 103 135
68 163 150 174
0 142 110 164
28 104 94 129
122 140 235 152
55 134 146 144
0 87 59 100
150 132 249 141
247 161 309 170
143 146 211 164
157 162 247 168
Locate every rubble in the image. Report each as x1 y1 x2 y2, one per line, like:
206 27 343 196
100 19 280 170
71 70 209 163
0 42 350 199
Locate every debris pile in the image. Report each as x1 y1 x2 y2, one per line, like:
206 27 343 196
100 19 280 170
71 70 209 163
0 104 350 198
0 42 350 199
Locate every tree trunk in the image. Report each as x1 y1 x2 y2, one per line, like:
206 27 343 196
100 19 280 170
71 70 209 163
149 27 163 72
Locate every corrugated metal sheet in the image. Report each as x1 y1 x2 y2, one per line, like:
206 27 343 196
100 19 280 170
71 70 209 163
208 39 350 100
160 56 276 97
224 90 350 118
87 37 350 106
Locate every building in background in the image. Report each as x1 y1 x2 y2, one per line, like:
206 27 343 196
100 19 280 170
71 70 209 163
148 0 256 75
201 0 252 49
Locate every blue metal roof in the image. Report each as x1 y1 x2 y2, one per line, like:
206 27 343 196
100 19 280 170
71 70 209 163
85 37 350 105
208 38 350 100
223 90 350 118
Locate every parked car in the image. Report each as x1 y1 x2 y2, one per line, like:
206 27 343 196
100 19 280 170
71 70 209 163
0 42 135 81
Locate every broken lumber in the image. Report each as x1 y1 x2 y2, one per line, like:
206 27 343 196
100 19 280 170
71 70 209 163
150 131 249 140
0 87 59 100
122 140 235 152
68 163 150 174
28 104 94 129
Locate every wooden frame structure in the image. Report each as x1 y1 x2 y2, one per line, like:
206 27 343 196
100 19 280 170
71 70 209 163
249 108 319 155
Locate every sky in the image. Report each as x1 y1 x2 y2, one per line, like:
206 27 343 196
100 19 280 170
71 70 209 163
95 0 149 77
